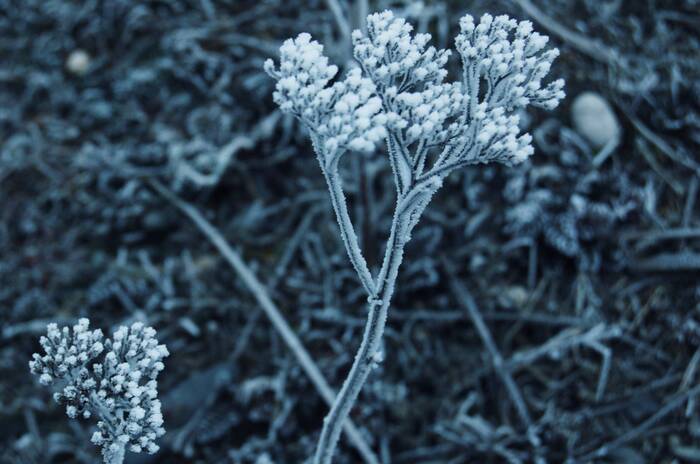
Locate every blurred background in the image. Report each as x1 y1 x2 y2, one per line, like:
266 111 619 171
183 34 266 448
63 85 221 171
2 0 700 462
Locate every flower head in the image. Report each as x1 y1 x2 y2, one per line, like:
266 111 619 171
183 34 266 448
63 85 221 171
456 14 565 112
265 35 387 162
352 10 451 90
30 319 169 463
264 10 564 172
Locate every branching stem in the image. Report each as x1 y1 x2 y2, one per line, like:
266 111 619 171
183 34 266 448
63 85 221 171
314 195 408 464
150 180 380 464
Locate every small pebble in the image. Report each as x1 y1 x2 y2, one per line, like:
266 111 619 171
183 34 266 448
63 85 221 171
504 286 529 307
571 91 621 149
66 49 91 75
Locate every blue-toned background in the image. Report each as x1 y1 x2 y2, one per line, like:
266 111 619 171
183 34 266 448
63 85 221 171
2 0 699 462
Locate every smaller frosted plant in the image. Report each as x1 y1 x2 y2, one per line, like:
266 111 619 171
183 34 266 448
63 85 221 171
265 10 564 463
29 318 169 464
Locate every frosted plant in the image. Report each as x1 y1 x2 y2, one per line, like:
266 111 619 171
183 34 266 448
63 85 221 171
265 10 564 463
29 319 169 464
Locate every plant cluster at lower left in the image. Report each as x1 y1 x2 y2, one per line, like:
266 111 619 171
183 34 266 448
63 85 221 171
29 318 169 464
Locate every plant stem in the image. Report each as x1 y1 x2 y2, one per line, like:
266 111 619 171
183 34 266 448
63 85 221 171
311 133 376 296
314 205 407 464
323 166 377 296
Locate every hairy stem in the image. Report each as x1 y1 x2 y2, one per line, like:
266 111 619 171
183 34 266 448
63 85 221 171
324 166 377 295
314 204 407 464
312 133 376 296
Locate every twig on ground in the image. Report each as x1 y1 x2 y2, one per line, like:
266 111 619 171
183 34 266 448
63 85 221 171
513 0 617 64
576 383 700 462
629 252 700 272
507 324 620 372
442 258 541 450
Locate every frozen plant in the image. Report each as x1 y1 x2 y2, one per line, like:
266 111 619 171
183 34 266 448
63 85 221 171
265 10 564 463
29 318 169 464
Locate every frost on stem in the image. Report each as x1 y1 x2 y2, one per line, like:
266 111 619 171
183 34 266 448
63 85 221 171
29 319 169 464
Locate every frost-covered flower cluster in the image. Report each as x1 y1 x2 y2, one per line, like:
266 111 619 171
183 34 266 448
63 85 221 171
456 14 565 111
352 11 466 152
29 319 169 463
446 13 565 167
353 11 451 88
265 10 565 186
264 33 387 162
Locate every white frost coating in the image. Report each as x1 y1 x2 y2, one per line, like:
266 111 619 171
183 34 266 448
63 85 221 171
264 10 565 464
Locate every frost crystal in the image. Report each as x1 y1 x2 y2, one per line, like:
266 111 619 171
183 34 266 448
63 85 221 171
29 319 169 463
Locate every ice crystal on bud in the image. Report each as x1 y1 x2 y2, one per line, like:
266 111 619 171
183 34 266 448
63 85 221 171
29 319 169 463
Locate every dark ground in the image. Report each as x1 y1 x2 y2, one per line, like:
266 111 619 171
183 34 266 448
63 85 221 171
2 0 700 462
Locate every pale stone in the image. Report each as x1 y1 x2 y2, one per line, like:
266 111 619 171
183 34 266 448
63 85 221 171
571 92 620 149
66 49 90 75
